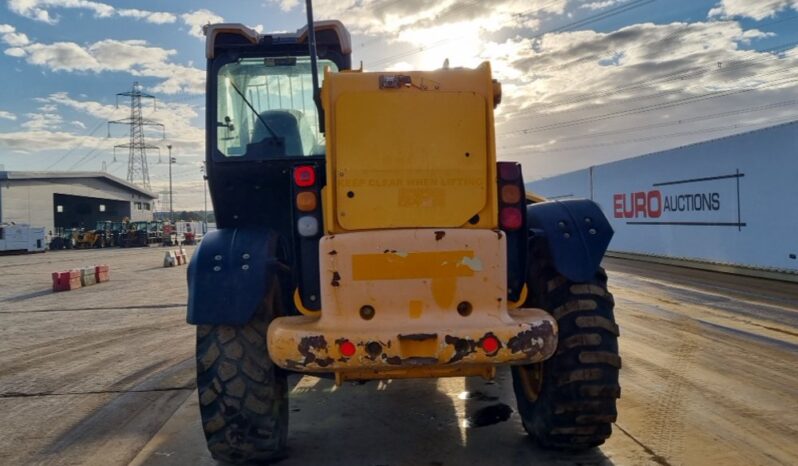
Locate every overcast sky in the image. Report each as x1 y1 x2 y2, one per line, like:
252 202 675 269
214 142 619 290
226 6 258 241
1 0 797 210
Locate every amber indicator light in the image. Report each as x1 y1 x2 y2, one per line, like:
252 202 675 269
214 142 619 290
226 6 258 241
501 184 522 204
296 191 317 212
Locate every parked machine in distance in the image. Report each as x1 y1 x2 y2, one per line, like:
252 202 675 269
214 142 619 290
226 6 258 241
176 221 202 245
119 221 164 247
95 221 125 247
74 229 104 249
49 228 75 250
163 221 202 246
188 10 619 464
162 222 177 247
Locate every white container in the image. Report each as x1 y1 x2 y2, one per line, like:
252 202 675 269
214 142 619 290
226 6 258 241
0 223 46 253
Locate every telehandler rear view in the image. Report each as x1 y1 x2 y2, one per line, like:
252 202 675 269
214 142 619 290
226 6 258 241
188 6 619 463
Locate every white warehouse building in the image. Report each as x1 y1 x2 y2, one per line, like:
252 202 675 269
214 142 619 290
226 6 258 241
0 171 157 234
526 120 798 277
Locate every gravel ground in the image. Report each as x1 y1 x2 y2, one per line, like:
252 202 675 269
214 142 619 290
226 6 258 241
1 249 797 465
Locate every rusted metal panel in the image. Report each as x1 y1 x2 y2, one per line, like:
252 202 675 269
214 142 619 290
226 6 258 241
267 228 558 379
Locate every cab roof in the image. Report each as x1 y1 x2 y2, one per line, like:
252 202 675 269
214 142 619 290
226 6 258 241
204 21 351 60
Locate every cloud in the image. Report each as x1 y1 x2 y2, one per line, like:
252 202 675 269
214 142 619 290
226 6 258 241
181 9 224 39
4 32 205 94
0 129 106 152
3 31 30 46
36 91 205 158
23 42 99 70
0 110 17 121
38 91 116 118
271 0 567 37
708 0 798 21
0 24 29 47
481 20 798 178
270 0 300 12
117 9 177 24
4 47 26 57
1 92 204 197
21 111 63 130
580 1 621 10
7 0 176 25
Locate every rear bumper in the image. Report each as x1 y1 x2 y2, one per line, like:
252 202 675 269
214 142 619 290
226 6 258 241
267 229 558 381
269 308 557 380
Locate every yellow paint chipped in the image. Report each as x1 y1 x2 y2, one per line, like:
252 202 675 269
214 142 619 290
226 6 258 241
352 250 476 281
460 256 483 272
399 338 438 358
431 276 458 309
409 300 423 319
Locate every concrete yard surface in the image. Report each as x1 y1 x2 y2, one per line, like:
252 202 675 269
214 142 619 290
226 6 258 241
1 249 797 465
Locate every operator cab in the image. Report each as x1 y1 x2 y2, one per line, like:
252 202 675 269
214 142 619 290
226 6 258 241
204 22 351 308
207 22 349 163
215 56 336 159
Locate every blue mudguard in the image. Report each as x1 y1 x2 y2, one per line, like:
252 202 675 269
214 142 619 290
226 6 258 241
527 199 614 283
187 228 282 326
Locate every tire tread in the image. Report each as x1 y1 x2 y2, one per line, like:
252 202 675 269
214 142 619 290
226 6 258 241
512 261 620 451
195 284 288 464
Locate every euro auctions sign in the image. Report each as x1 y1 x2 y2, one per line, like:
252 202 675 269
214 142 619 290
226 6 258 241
528 122 798 272
612 171 745 230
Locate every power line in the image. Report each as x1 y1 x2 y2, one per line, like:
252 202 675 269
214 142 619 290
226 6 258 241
499 98 798 147
546 0 657 33
498 37 798 123
370 0 596 66
500 72 798 135
356 0 485 50
44 119 107 170
500 115 798 156
67 137 108 170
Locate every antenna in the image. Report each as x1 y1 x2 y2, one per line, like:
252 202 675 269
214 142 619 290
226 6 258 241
107 82 165 190
305 0 324 132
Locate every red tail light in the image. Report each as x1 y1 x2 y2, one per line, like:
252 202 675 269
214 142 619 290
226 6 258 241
481 335 500 354
294 165 316 187
499 163 521 181
339 339 356 357
500 207 523 230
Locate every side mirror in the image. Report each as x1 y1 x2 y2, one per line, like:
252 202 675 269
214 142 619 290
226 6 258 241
217 116 235 132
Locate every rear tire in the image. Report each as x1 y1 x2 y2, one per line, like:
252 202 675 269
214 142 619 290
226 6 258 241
195 282 288 463
512 262 620 450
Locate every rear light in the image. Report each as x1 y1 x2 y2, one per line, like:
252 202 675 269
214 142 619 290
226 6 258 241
297 216 319 237
500 207 523 230
339 339 356 357
294 165 316 187
481 335 500 354
497 162 525 231
499 162 521 181
296 191 317 212
501 184 522 204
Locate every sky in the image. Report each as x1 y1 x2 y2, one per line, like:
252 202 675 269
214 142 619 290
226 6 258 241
1 0 797 210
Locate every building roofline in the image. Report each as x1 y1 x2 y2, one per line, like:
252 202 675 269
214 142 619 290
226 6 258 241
526 119 798 185
0 171 158 199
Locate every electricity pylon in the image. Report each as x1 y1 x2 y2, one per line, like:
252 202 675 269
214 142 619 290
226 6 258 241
108 82 165 190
